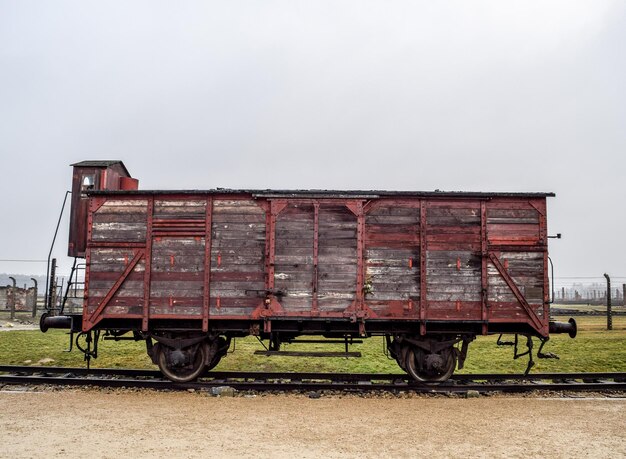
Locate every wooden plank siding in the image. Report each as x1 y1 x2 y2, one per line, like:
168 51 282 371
274 203 315 312
425 202 482 320
364 203 421 317
209 199 266 316
87 197 149 323
82 192 550 336
486 200 545 324
317 205 358 311
91 199 148 242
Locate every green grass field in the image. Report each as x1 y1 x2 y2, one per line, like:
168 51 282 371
0 315 624 374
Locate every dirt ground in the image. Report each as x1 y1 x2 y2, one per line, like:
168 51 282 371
0 390 625 458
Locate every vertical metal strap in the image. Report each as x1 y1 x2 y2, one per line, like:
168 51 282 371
355 201 365 306
543 251 549 332
312 203 319 314
538 200 550 334
529 198 549 334
267 202 278 291
419 200 427 335
202 197 213 332
142 197 154 332
480 201 488 335
263 203 272 292
83 199 95 330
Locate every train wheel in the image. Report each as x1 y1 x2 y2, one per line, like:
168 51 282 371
205 354 222 372
405 346 456 383
204 336 231 373
388 338 407 371
397 343 410 372
157 343 207 383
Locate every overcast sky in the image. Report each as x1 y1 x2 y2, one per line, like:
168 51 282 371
0 1 624 288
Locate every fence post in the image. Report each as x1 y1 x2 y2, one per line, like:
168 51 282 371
8 277 16 320
46 258 57 312
30 278 38 318
604 273 612 330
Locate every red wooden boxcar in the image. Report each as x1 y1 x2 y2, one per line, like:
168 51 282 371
42 161 576 382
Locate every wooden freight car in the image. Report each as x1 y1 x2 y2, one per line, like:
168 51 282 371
41 161 576 382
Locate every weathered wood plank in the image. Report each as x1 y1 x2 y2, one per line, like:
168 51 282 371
207 289 263 298
370 283 419 293
92 222 147 241
427 276 481 286
90 249 143 263
89 271 145 283
318 221 357 230
93 213 147 224
212 231 266 240
212 213 266 223
428 242 481 251
318 264 357 274
275 220 315 231
366 248 417 257
88 262 147 273
206 272 264 282
150 272 204 282
209 252 264 265
367 291 416 300
488 223 539 234
486 201 536 210
367 264 416 274
96 199 148 213
208 297 261 307
366 232 420 244
366 258 416 268
274 278 313 290
212 206 265 215
154 207 206 219
366 223 420 233
366 215 420 225
150 281 205 297
211 222 266 232
368 207 421 217
88 287 145 298
211 238 267 249
426 201 481 209
213 199 264 207
487 208 538 218
151 306 203 316
210 307 257 316
88 279 145 290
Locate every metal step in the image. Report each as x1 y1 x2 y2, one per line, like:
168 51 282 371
285 339 363 344
254 350 362 358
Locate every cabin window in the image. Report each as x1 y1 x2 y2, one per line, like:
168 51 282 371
81 174 95 195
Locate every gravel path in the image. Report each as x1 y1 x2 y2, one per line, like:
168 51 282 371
0 390 624 458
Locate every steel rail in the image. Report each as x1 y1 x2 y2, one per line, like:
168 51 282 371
1 365 625 382
1 374 626 393
1 366 626 393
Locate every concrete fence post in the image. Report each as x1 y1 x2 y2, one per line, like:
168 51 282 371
30 278 38 318
8 276 16 321
604 273 612 331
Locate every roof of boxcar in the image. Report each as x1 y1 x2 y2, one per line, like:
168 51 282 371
71 160 130 176
90 189 555 198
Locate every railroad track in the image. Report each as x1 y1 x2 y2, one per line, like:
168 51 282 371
1 365 625 394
